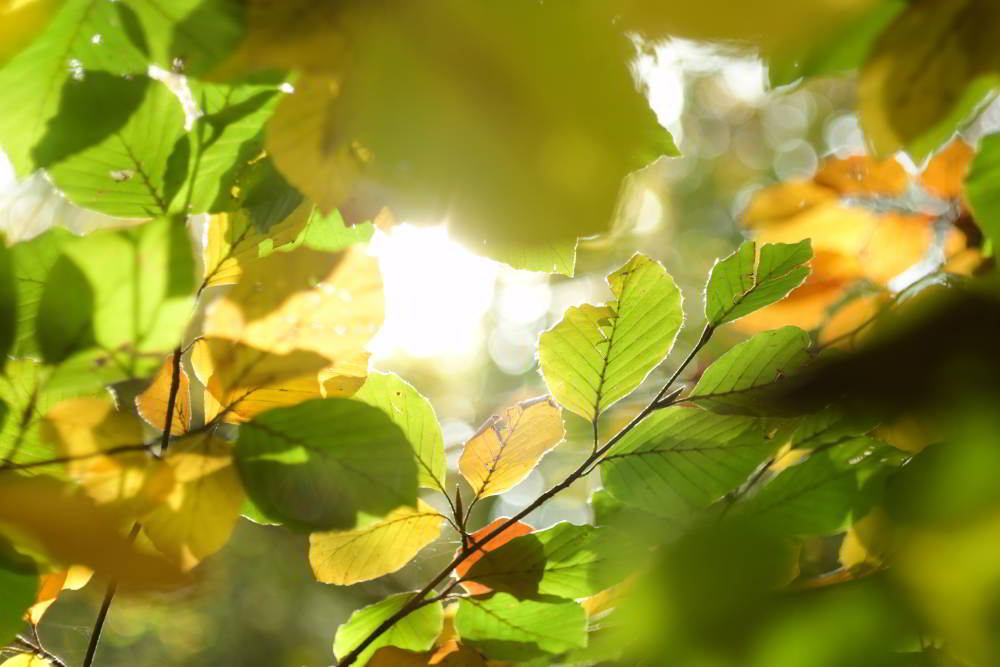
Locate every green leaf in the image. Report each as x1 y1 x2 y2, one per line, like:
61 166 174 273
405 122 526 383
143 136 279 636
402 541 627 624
705 239 812 328
455 593 587 660
235 397 419 531
858 0 1000 159
0 550 37 646
481 238 577 276
733 450 860 536
461 522 629 600
601 407 776 518
333 593 443 667
687 327 811 416
0 0 152 175
0 242 16 369
168 77 283 215
790 408 879 450
36 218 196 368
965 133 1000 248
9 228 73 358
354 372 446 493
44 76 186 218
539 253 683 421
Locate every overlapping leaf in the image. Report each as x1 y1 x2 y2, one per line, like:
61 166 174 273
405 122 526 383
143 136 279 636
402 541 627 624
455 518 534 596
601 407 776 518
965 133 1000 248
135 355 190 435
539 254 683 422
455 593 586 661
334 593 444 667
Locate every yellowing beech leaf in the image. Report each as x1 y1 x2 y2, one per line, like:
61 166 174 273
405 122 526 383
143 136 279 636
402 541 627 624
1 655 54 667
0 475 183 588
859 0 1000 158
459 398 564 499
135 355 190 435
921 138 975 199
141 434 244 570
41 397 167 514
202 206 309 288
27 565 91 624
813 155 907 196
454 518 534 596
309 500 442 585
0 0 61 65
741 180 837 228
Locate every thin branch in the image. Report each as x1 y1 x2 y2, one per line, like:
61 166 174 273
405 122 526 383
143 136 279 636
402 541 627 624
157 346 184 457
12 634 68 667
334 324 715 666
0 443 153 473
82 522 141 667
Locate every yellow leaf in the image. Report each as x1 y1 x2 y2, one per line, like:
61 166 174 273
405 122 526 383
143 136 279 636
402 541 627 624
0 0 61 65
309 500 442 585
0 475 184 588
742 180 836 228
839 509 894 570
454 518 534 596
141 434 244 570
41 397 168 514
0 654 54 667
459 398 564 499
921 138 975 200
135 355 190 435
201 205 312 288
26 565 92 624
812 155 908 196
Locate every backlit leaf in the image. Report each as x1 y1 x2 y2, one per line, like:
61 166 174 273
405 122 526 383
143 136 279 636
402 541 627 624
355 372 446 492
921 138 975 199
858 0 1000 158
965 133 1000 247
334 593 444 667
455 593 586 661
235 397 418 530
0 0 62 66
687 327 812 416
135 355 190 435
461 522 629 600
459 397 565 500
26 565 91 624
539 254 684 421
454 518 534 596
601 407 776 519
141 434 245 570
479 239 577 277
812 155 908 196
705 240 812 327
309 500 442 585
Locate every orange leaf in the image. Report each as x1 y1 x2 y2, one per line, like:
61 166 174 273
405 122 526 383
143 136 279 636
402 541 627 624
455 518 534 595
920 138 974 200
813 155 907 197
26 565 92 624
135 355 190 435
742 180 836 228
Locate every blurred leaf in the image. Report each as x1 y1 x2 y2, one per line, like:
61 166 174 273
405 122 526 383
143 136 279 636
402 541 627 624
454 517 534 596
858 0 1000 158
0 0 62 66
455 593 586 661
791 408 879 450
601 407 777 519
334 593 444 667
461 522 629 600
0 474 184 587
0 549 36 646
922 137 975 199
458 397 564 500
135 355 190 435
813 155 908 196
26 565 91 624
0 242 15 369
141 433 244 570
235 397 418 530
688 327 811 416
705 240 812 327
355 372 446 493
965 133 1000 247
44 76 186 217
539 253 684 421
309 499 442 585
36 218 195 368
480 239 577 277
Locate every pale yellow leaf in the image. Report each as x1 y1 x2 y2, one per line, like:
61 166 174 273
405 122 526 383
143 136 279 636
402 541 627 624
26 565 92 624
459 398 565 499
0 654 54 667
309 500 442 585
135 356 190 435
141 434 245 570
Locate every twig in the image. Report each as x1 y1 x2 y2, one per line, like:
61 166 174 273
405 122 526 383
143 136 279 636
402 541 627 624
12 634 68 667
157 346 184 457
82 523 141 667
334 324 715 666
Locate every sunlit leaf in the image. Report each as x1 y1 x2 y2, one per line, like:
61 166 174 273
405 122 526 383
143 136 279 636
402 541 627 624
539 254 684 421
705 240 812 327
135 355 190 435
0 242 14 369
965 132 1000 247
0 654 54 667
481 239 577 277
459 397 565 500
235 397 418 530
309 500 442 585
7 229 73 358
35 217 195 369
455 593 586 661
141 434 244 570
26 565 91 624
454 518 534 596
921 137 975 199
334 593 444 667
812 155 908 196
461 522 629 600
0 0 62 66
601 407 776 519
687 327 811 416
858 0 1000 158
355 372 446 493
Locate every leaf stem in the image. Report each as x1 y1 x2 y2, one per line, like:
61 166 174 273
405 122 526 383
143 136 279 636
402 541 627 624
334 323 715 666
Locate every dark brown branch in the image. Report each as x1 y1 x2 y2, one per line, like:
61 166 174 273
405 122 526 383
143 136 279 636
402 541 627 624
334 324 715 666
157 346 184 457
82 523 141 667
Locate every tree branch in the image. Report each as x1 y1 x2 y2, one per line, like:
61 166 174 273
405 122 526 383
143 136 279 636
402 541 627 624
157 346 184 457
82 522 141 667
334 324 715 666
